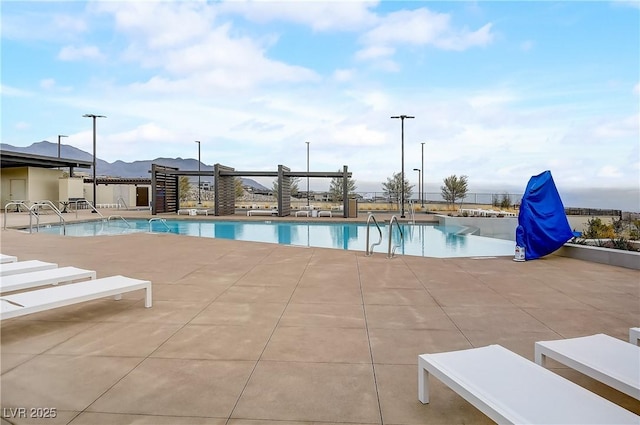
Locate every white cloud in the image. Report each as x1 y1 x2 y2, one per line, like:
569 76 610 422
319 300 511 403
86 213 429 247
52 14 87 34
612 0 640 9
217 0 380 32
1 9 88 42
355 45 395 60
58 45 104 61
593 113 639 139
0 84 33 97
520 40 534 51
597 165 623 178
633 82 640 95
97 3 320 91
98 1 213 49
40 79 56 90
15 122 30 130
333 68 355 83
360 8 494 52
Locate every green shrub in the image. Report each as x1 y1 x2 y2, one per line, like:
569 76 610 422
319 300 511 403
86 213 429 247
582 217 615 239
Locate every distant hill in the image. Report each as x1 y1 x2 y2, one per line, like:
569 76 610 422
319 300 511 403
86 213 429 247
1 141 269 191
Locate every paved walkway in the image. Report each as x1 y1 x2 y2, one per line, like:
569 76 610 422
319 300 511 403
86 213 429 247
1 209 638 424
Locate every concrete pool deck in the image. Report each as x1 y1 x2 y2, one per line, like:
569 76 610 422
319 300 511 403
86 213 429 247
1 210 639 424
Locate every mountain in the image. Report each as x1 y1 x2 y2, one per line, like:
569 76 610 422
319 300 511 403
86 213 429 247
1 141 269 191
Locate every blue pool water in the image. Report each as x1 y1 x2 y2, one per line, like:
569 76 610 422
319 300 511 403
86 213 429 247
38 219 515 258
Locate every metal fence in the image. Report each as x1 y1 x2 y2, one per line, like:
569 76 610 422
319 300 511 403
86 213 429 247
350 192 522 206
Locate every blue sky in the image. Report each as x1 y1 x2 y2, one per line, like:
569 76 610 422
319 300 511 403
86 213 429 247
2 1 639 208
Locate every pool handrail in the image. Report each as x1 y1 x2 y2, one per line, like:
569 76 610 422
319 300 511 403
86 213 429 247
108 215 131 227
31 201 66 235
72 199 104 219
387 215 404 259
148 218 171 232
3 201 39 233
365 213 383 256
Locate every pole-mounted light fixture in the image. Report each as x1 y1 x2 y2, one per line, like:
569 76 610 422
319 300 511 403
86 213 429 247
390 115 415 218
57 135 68 158
413 168 421 207
195 141 201 206
82 114 106 211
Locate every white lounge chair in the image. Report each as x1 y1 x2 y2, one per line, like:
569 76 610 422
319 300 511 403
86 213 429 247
0 275 152 320
0 260 57 277
0 266 96 293
418 345 640 424
247 209 278 216
318 211 332 217
630 328 640 346
0 254 17 264
535 333 640 400
295 210 311 217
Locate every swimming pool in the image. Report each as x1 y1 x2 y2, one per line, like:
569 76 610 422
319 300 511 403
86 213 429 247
38 219 515 258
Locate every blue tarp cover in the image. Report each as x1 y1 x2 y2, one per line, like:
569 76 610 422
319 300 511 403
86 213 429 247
516 170 574 260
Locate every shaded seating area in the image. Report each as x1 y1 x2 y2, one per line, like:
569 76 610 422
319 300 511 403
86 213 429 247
247 209 279 216
151 163 353 217
418 344 640 424
177 208 214 216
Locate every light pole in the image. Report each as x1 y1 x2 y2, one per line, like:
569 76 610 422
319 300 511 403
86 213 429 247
421 142 425 207
57 135 68 158
306 141 310 207
195 141 201 206
390 115 414 218
82 114 106 211
413 168 421 206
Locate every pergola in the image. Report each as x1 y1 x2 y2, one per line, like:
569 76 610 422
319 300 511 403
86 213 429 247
151 163 352 217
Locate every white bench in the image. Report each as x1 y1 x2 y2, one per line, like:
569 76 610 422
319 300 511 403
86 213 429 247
295 210 311 217
418 345 640 424
247 210 278 216
0 254 17 264
0 267 96 293
630 328 640 346
535 333 640 400
0 260 57 277
0 275 152 320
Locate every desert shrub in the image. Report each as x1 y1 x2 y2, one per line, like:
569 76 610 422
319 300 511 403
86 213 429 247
500 193 512 209
582 217 615 239
596 237 638 251
611 217 624 235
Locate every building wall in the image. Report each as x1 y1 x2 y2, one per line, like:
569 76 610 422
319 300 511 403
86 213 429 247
27 168 64 202
82 183 150 207
0 168 29 208
59 177 85 200
1 167 65 207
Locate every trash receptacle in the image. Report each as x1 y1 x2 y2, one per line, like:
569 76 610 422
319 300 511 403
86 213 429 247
348 199 358 218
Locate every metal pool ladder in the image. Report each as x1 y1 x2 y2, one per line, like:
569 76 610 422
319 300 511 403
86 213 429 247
71 199 104 218
365 213 383 256
3 201 42 233
148 218 171 232
387 215 404 259
32 200 67 235
107 215 131 227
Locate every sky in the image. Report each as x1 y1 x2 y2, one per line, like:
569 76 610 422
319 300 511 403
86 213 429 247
2 1 639 210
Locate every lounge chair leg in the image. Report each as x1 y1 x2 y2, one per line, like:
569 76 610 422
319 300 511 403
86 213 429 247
114 294 122 301
144 284 152 308
418 363 430 404
534 346 546 366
